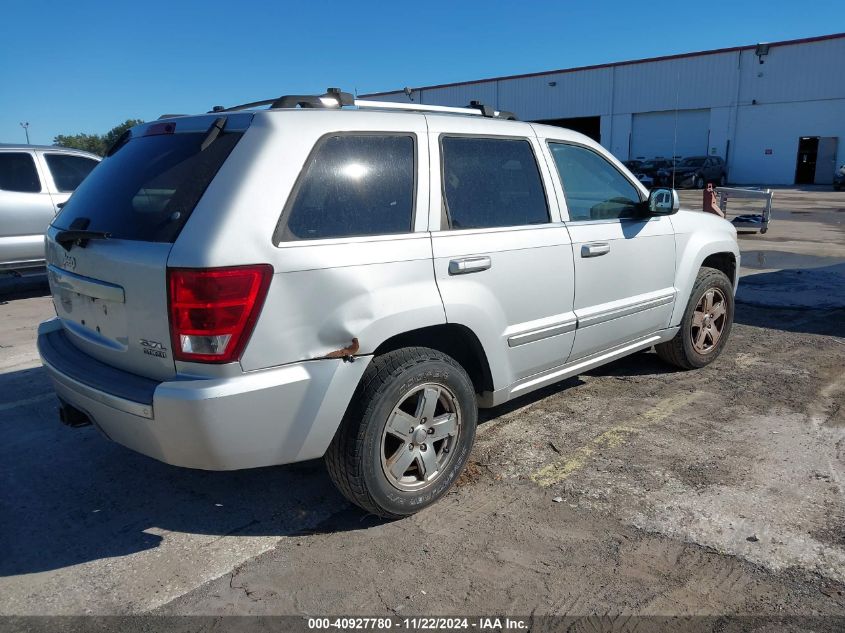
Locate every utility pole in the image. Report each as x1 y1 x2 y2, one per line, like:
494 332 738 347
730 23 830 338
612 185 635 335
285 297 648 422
20 122 30 144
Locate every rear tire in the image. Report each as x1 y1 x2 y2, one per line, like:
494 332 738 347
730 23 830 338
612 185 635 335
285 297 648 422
656 267 734 370
325 347 477 518
696 175 706 189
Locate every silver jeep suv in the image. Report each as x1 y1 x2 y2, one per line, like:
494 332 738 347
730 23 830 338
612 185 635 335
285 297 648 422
38 90 739 517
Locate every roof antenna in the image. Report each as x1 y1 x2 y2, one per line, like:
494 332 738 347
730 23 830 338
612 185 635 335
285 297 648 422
671 67 680 190
404 86 414 102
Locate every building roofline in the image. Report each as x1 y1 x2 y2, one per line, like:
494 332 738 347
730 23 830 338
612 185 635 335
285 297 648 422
361 32 845 97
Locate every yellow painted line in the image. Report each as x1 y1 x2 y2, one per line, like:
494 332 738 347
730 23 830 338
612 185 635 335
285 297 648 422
531 391 702 487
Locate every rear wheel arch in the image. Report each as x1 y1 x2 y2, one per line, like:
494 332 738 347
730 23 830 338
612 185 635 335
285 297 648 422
372 324 494 395
326 346 478 517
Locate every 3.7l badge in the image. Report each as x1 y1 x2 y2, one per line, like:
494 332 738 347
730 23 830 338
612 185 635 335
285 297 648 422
140 339 168 358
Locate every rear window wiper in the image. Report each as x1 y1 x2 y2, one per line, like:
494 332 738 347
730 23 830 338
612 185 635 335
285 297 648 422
55 229 112 251
200 116 227 151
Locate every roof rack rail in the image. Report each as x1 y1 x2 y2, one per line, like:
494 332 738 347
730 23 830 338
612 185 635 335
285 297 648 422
204 88 518 120
355 99 518 120
209 88 355 113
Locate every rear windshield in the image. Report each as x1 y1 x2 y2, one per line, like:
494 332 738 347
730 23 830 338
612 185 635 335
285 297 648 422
53 129 243 242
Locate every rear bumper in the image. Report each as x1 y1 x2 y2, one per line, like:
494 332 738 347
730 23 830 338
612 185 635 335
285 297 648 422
37 319 369 470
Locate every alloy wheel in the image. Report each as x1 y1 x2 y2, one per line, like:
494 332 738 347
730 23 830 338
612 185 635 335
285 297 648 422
691 288 728 354
380 383 462 491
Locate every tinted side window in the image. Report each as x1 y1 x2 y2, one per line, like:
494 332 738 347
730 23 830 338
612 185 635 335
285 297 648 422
45 154 99 192
0 153 41 193
548 143 642 221
281 135 415 241
440 137 548 230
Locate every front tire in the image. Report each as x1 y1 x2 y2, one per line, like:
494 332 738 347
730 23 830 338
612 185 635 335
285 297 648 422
656 267 734 369
696 175 706 189
325 347 477 518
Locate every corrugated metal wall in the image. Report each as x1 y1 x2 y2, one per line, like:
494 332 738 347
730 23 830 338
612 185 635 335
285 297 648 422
497 68 614 120
612 52 738 113
738 37 845 104
362 35 845 184
422 84 498 109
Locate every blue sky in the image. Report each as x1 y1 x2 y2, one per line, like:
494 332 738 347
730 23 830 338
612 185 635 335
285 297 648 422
1 0 842 145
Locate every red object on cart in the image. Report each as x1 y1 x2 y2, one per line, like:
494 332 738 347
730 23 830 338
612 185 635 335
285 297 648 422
703 183 725 217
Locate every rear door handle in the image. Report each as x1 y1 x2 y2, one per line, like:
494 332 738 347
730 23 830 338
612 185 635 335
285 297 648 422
449 256 491 275
581 242 610 258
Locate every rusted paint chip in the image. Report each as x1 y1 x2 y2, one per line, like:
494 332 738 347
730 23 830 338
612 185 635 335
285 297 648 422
324 338 360 361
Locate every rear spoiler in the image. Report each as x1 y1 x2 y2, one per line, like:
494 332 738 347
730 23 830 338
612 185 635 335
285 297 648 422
128 112 255 141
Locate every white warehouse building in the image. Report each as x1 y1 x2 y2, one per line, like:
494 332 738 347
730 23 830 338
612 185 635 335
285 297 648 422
362 33 845 185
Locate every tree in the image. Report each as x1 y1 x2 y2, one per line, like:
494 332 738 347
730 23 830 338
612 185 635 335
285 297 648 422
101 119 144 151
53 119 144 156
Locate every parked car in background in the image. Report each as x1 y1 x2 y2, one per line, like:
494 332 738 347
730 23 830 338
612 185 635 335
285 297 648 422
623 160 654 188
634 172 654 188
639 158 675 187
36 90 739 518
0 145 100 271
672 156 726 189
834 164 844 191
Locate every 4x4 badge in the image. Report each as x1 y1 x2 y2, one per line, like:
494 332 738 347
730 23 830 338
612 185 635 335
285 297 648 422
62 253 77 271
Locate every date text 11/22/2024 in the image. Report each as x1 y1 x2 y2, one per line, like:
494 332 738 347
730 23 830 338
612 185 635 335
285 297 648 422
307 617 528 630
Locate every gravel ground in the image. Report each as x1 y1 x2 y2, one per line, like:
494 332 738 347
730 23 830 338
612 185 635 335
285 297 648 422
154 303 845 622
1 187 843 630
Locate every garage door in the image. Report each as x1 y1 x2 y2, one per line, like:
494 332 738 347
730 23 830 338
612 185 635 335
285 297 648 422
631 109 710 159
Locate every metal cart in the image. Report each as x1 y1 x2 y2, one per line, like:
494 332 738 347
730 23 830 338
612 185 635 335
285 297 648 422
714 187 773 234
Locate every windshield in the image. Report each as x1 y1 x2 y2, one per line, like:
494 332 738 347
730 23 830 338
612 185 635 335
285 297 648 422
679 158 705 167
53 130 243 243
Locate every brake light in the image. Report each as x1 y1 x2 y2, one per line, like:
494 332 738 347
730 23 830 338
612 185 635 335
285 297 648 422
167 265 273 363
144 121 176 136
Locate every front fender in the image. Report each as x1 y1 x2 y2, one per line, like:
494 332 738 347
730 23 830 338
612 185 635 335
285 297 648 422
669 212 740 327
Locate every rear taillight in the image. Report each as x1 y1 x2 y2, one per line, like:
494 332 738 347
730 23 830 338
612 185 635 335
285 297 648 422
167 265 273 363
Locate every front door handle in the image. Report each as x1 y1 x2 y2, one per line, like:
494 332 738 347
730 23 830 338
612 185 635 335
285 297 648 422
449 256 491 275
581 242 610 258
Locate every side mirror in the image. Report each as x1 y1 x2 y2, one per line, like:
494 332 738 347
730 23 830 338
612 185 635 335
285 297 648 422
647 188 680 215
